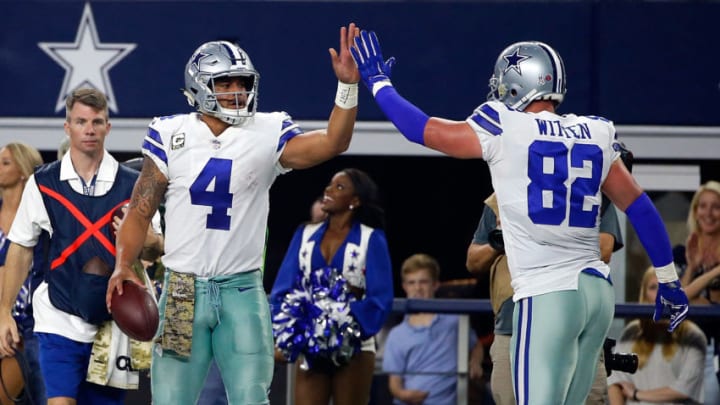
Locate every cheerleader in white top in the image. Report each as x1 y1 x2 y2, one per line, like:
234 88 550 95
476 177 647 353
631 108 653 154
271 168 393 405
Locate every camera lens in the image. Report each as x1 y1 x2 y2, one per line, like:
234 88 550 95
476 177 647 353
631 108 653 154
608 353 639 374
488 229 505 253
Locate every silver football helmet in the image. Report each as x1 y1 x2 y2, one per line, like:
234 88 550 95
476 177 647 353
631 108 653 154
183 41 259 126
487 41 566 111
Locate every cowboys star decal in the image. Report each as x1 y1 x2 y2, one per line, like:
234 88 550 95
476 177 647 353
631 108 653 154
503 48 531 75
38 3 136 113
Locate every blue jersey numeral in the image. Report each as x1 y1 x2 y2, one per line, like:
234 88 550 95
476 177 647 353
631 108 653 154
190 158 233 230
527 140 602 227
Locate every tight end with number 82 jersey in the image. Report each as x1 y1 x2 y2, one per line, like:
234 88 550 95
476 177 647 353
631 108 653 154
468 100 621 300
142 112 300 277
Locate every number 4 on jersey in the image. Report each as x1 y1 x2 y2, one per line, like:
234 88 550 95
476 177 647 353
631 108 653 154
189 158 233 230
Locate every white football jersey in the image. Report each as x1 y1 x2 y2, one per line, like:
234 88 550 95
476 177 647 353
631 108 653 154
143 112 300 277
467 101 621 300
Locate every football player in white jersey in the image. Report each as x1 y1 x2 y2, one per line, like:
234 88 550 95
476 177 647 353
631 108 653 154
106 24 362 405
351 32 689 404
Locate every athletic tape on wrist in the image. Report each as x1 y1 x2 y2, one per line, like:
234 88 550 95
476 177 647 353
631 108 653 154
655 262 679 284
335 81 358 109
371 80 393 97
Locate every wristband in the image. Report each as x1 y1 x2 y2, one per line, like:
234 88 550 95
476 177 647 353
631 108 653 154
655 262 679 284
335 81 358 109
371 80 393 97
632 388 638 401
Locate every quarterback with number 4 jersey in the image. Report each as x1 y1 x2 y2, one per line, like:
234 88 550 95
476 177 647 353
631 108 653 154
352 31 689 405
144 111 296 276
107 23 363 405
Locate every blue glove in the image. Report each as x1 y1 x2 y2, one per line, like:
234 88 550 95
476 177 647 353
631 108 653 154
350 30 396 95
654 280 689 332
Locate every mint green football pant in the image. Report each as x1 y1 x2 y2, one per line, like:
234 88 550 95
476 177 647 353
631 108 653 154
151 270 274 405
511 271 614 405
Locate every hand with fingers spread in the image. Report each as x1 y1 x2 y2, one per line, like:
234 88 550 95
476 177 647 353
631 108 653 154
329 23 361 85
350 30 396 95
654 280 689 332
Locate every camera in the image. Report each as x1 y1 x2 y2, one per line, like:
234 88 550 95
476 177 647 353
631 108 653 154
603 338 638 376
488 229 505 254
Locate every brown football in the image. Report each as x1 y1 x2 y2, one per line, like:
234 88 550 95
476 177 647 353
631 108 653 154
111 204 128 239
110 281 159 341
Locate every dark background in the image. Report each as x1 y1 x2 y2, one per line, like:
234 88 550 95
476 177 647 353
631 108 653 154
2 1 719 125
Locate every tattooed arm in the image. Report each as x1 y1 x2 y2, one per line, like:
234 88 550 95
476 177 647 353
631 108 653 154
106 158 168 311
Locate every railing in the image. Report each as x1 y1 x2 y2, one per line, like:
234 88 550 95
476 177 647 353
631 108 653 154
281 298 720 405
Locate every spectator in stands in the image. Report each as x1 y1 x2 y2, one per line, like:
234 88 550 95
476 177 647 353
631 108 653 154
608 267 706 404
383 253 484 405
0 142 46 405
680 180 720 297
270 168 393 405
673 180 720 403
57 136 70 161
466 192 624 405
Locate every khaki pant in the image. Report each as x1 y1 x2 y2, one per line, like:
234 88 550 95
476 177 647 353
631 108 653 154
489 334 514 405
489 335 608 405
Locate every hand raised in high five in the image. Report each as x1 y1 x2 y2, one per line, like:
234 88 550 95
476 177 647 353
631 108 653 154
350 30 396 95
329 23 361 85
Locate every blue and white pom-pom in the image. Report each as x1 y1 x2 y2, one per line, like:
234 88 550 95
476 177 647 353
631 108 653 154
12 284 30 323
273 267 362 366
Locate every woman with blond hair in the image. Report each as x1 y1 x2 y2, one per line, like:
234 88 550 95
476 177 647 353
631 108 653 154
608 267 706 404
680 180 720 297
677 180 720 404
0 142 46 404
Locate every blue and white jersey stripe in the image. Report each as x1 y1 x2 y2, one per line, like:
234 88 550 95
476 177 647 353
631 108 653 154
470 103 503 136
142 127 168 165
277 116 304 151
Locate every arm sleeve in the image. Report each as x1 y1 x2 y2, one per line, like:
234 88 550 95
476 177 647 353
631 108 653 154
142 120 170 179
269 225 305 317
8 176 48 247
625 193 673 267
374 86 429 145
599 204 624 252
472 206 497 245
350 229 394 338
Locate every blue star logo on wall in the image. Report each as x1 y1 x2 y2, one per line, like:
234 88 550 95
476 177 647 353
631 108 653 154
503 48 531 75
38 3 136 113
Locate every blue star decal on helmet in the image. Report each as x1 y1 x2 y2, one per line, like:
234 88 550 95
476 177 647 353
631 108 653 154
191 51 209 70
503 48 531 75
